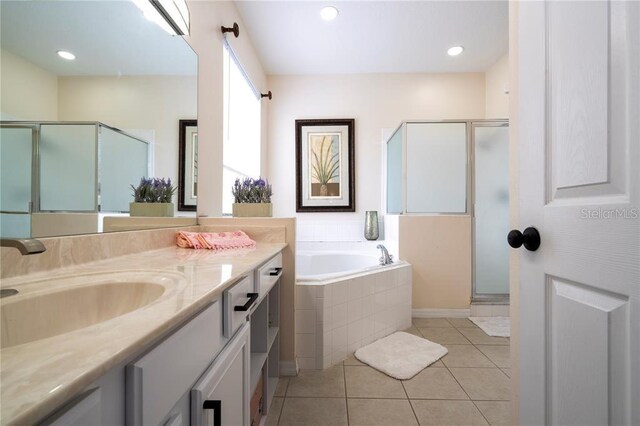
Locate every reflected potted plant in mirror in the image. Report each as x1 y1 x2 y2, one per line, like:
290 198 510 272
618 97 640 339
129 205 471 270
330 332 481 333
231 177 273 217
129 177 176 217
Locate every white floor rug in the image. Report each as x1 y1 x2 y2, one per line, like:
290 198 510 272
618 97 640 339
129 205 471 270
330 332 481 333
354 332 448 380
468 316 511 337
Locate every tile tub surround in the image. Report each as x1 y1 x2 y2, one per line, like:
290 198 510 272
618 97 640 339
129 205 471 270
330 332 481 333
296 263 412 369
0 242 286 424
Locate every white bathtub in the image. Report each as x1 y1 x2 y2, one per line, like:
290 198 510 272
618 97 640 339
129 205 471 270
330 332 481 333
297 251 383 282
295 251 412 370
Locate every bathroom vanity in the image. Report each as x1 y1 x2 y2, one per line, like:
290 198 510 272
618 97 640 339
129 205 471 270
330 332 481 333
0 243 285 425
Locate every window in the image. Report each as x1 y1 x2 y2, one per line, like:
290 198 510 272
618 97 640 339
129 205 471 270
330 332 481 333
222 43 261 215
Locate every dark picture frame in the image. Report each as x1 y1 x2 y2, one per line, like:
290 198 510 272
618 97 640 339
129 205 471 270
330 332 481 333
178 119 197 211
295 118 355 212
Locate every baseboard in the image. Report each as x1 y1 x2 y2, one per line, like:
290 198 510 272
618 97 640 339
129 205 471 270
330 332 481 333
412 308 471 318
279 360 299 376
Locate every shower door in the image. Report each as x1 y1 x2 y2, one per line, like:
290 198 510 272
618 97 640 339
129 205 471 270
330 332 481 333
0 125 36 238
472 122 509 300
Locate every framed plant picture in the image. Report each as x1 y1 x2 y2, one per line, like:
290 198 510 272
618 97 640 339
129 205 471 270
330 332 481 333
178 119 197 211
295 119 355 212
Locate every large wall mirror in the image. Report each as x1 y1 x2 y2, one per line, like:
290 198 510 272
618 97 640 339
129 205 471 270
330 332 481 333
0 0 197 238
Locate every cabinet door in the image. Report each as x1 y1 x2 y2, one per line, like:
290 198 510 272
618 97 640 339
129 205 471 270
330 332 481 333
126 302 222 426
191 323 250 426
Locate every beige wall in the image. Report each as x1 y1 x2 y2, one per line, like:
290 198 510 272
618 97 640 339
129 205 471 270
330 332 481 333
57 75 197 186
185 0 269 218
267 73 486 221
399 216 472 309
0 49 58 121
485 53 510 119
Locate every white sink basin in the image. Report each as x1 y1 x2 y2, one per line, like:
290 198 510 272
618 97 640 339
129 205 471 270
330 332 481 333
1 272 177 348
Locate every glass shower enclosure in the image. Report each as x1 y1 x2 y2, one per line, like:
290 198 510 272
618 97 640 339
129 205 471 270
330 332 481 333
385 120 509 301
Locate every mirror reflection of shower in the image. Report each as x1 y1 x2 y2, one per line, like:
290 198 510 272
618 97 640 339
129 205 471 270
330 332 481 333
0 122 149 239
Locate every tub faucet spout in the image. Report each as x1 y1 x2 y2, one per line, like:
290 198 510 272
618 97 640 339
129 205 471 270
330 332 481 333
376 244 393 266
0 238 46 255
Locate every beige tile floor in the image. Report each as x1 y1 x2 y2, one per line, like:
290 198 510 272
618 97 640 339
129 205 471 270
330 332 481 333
265 318 512 426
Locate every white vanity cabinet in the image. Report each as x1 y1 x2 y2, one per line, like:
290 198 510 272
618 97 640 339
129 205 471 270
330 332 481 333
37 251 284 426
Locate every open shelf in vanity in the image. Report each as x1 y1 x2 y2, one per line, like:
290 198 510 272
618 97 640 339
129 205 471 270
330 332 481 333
249 253 282 424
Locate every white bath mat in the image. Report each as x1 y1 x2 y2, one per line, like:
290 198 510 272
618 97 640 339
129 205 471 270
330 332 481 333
468 316 510 337
354 332 448 380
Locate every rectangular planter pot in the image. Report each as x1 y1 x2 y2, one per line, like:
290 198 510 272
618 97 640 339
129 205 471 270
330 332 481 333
232 203 272 217
130 202 175 217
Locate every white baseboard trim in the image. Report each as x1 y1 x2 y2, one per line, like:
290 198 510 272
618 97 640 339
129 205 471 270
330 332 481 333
412 308 471 318
279 360 299 376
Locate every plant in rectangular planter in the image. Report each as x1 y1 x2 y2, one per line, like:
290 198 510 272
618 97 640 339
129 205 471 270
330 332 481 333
130 177 176 217
231 177 273 217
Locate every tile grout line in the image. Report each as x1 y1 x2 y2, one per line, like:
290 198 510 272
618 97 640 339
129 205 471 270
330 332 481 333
400 377 421 425
280 395 499 401
442 343 493 425
444 318 499 425
342 362 350 426
413 320 485 426
462 320 512 423
275 378 290 426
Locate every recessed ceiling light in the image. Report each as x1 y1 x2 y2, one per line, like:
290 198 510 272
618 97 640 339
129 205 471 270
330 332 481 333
320 6 339 21
57 50 76 60
447 46 464 56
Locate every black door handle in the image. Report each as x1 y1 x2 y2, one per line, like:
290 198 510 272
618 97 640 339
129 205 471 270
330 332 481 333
203 399 221 425
234 293 259 311
507 227 541 251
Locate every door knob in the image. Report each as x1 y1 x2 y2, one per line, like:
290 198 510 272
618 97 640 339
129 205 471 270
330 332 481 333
507 227 541 251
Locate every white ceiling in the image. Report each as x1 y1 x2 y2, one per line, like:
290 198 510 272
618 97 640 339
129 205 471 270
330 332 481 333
0 1 196 76
235 1 508 75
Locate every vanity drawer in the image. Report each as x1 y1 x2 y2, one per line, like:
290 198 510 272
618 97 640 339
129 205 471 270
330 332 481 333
255 253 283 296
223 275 256 338
126 301 222 426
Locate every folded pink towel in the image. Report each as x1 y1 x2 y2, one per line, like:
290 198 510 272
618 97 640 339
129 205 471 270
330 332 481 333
176 230 256 250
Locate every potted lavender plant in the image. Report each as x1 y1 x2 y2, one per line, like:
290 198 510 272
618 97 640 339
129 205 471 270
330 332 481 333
231 177 273 217
130 177 176 217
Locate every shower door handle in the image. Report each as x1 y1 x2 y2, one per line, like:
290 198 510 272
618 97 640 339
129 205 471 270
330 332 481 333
507 227 541 251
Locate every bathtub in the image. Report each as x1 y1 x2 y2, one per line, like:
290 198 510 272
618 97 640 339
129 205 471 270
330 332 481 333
295 251 412 370
297 251 387 282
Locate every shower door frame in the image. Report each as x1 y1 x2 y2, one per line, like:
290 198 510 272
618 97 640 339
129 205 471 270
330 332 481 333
470 120 510 303
0 123 38 238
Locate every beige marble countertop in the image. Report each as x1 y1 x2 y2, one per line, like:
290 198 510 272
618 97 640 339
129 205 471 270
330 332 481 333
0 243 286 425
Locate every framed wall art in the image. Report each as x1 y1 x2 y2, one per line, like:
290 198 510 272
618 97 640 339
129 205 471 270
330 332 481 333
295 118 355 212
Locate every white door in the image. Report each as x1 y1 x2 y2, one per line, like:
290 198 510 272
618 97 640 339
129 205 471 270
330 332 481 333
517 1 639 425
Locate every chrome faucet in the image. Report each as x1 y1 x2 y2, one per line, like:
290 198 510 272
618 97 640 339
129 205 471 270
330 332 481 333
377 244 394 266
0 238 46 255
